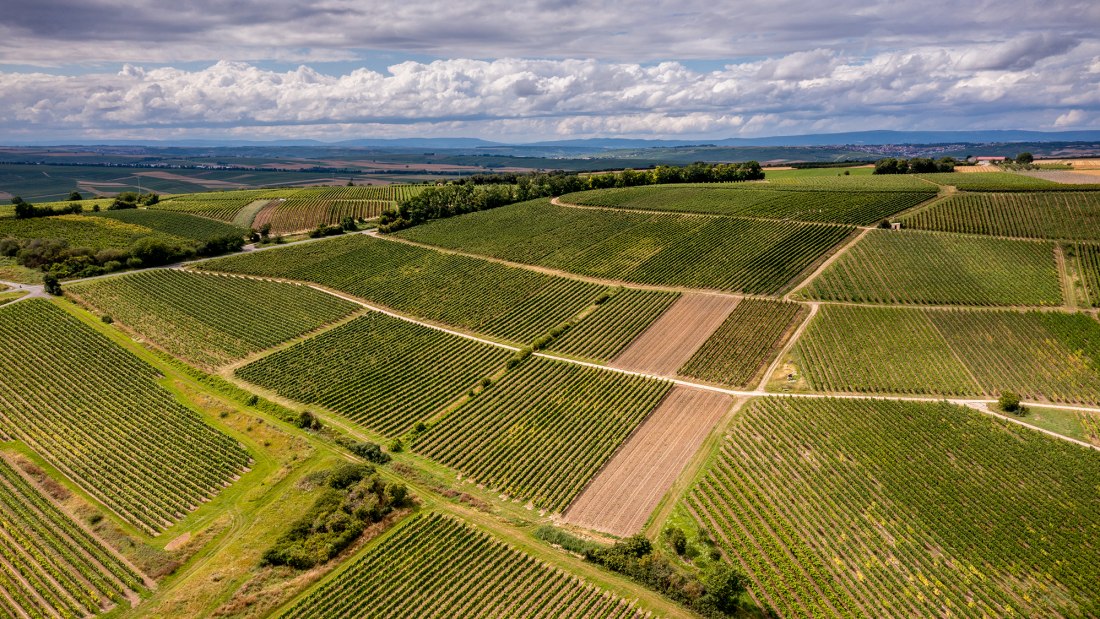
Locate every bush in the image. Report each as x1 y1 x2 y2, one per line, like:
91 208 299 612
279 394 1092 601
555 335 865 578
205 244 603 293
348 441 391 464
101 315 113 324
42 274 62 296
664 525 688 555
388 438 404 453
297 410 322 430
998 391 1023 414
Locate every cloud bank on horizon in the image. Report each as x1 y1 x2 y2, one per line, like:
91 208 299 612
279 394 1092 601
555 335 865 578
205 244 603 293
1 0 1098 141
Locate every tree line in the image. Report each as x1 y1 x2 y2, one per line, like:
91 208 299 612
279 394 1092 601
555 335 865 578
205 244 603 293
379 161 764 232
873 157 956 174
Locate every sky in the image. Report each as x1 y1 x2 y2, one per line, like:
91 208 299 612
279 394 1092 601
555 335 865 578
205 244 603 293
0 0 1098 142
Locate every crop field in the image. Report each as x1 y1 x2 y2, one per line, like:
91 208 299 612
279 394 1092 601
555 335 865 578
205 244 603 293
684 397 1100 618
612 293 739 376
792 304 1100 403
800 229 1061 306
415 356 671 512
917 171 1067 190
1070 242 1100 306
545 288 680 361
236 311 512 436
0 213 188 249
562 185 934 225
679 298 805 387
793 305 982 396
397 199 854 294
200 234 606 344
93 208 246 241
69 270 359 368
0 456 145 617
253 185 427 234
563 386 733 536
280 512 649 619
904 191 1100 240
763 174 933 190
0 300 251 533
153 189 290 222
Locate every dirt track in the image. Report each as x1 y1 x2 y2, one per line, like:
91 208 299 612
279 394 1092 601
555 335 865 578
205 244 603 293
562 386 733 536
611 294 739 376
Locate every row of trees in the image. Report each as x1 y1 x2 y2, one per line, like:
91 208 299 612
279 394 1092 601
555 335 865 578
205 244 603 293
379 162 764 232
873 157 956 174
11 196 84 219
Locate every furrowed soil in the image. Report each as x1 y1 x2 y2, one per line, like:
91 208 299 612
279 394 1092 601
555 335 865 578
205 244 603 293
563 386 733 536
611 293 739 376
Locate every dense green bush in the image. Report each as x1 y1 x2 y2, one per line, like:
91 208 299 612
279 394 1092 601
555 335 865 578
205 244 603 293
260 464 408 569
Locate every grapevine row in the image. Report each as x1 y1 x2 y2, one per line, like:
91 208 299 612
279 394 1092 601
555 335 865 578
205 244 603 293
546 289 680 361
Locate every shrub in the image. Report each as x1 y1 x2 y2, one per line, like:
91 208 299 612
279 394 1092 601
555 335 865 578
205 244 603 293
998 391 1023 414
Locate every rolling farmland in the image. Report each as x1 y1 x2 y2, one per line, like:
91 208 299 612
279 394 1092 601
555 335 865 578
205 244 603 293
563 387 733 536
904 191 1100 240
0 456 146 618
0 300 251 533
801 229 1061 306
236 311 512 437
279 513 649 619
254 185 426 234
69 270 360 368
414 356 671 512
679 298 805 387
200 234 606 344
396 198 855 294
793 305 982 396
793 304 1100 403
92 209 246 242
562 185 934 225
917 171 1066 190
0 213 189 251
153 189 285 222
685 397 1100 618
545 288 680 361
611 293 740 376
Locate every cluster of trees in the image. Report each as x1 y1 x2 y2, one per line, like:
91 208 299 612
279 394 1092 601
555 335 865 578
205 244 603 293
11 196 85 219
584 535 750 618
534 525 752 618
379 162 764 232
0 233 244 279
873 157 956 174
109 192 159 210
261 463 408 569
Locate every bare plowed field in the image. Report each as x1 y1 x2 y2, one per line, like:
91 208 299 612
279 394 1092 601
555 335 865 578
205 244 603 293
562 386 733 536
611 293 739 376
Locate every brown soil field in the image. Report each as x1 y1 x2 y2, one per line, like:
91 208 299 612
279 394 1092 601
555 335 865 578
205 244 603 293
1019 170 1100 184
611 294 739 376
953 165 1000 173
562 386 733 536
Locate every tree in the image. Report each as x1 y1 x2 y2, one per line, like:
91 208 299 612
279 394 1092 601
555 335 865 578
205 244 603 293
701 565 746 614
998 391 1023 414
42 273 62 296
1016 152 1034 165
68 191 83 201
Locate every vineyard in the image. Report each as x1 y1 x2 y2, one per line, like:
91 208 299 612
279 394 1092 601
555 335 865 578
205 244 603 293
69 270 360 368
279 512 649 619
678 298 805 387
397 199 855 294
800 229 1061 306
0 213 188 251
546 289 680 361
562 185 934 225
903 191 1100 240
154 189 287 222
793 305 983 396
1069 242 1100 306
792 304 1100 403
684 397 1100 618
253 185 427 234
200 234 607 344
917 171 1067 190
0 456 146 617
414 356 671 512
0 300 252 533
93 209 246 242
236 311 512 437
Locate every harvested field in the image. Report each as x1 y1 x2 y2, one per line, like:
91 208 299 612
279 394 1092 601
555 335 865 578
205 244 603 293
563 386 733 536
611 293 739 376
